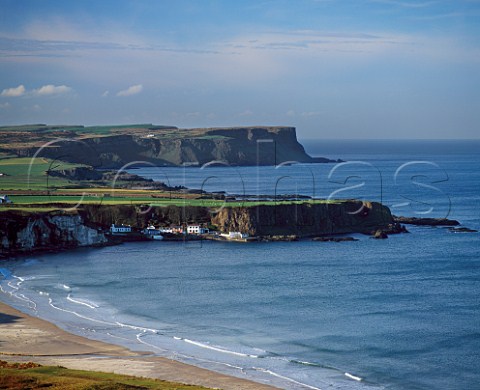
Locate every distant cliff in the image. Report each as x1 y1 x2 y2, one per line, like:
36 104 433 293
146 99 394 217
13 126 335 168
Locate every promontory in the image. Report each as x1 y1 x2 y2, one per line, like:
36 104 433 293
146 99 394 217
0 124 336 168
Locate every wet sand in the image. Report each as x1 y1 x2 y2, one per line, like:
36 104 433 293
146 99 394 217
0 301 278 390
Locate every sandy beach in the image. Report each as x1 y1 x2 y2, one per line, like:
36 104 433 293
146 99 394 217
0 301 278 390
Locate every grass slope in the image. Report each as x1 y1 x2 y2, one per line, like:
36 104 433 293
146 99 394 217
0 157 83 190
0 360 211 390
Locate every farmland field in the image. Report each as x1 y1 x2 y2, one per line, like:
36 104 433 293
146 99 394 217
0 157 83 190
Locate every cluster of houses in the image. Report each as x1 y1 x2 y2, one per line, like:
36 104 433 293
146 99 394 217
109 223 249 241
109 223 210 236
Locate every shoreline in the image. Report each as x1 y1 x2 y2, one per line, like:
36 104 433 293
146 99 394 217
0 300 278 390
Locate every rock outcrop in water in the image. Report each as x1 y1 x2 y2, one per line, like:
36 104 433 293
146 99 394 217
393 216 460 226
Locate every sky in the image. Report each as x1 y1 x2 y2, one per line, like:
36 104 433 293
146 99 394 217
0 0 479 139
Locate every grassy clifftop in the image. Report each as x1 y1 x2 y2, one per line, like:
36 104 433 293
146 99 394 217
0 124 334 167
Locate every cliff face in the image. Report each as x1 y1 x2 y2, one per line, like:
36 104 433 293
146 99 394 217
211 201 393 237
17 127 333 168
81 201 393 237
0 201 393 258
0 211 107 258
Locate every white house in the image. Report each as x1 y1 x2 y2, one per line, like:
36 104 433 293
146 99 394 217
159 227 173 233
187 225 209 234
110 224 132 234
0 195 12 204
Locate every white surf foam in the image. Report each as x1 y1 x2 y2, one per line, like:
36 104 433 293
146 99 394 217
66 294 99 309
180 337 259 358
253 367 323 390
345 372 363 381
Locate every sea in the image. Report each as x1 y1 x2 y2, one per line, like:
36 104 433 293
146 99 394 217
1 139 479 390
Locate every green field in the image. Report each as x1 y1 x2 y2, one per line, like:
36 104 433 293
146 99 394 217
0 123 169 136
0 194 340 211
0 157 84 190
77 123 156 135
0 124 83 133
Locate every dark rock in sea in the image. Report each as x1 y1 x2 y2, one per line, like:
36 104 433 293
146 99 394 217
383 223 408 234
367 223 407 236
393 216 460 226
312 236 358 242
448 227 478 233
372 230 388 239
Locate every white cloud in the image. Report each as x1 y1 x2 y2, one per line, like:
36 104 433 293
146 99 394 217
1 85 25 97
0 102 11 109
34 84 72 96
116 84 143 97
102 90 109 97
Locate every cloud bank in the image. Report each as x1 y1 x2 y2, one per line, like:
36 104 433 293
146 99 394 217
0 84 72 97
33 84 72 96
1 85 25 97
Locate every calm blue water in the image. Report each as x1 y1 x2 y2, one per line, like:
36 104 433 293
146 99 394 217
1 140 479 389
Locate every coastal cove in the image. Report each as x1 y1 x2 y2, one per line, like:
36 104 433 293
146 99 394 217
1 0 479 388
1 140 479 390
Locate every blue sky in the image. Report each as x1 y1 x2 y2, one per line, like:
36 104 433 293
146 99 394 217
0 0 479 138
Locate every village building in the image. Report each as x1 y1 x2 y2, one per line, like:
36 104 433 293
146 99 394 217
110 224 132 235
171 226 185 234
187 225 209 234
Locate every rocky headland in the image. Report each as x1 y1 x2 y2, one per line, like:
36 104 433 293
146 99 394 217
2 125 338 168
1 201 398 259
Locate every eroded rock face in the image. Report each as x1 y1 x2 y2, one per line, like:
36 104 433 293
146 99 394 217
211 201 394 237
0 212 106 258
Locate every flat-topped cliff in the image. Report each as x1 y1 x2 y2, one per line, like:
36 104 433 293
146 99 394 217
2 125 335 167
211 201 393 237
